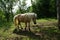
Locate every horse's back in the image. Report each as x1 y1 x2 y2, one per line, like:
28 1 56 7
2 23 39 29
13 13 37 22
25 13 37 19
17 14 30 22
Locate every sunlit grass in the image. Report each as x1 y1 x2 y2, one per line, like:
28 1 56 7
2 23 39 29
0 18 59 40
37 18 57 23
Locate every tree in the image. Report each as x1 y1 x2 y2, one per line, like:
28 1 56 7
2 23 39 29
30 0 56 18
18 0 27 13
57 0 60 29
27 6 33 12
0 0 17 22
30 0 50 18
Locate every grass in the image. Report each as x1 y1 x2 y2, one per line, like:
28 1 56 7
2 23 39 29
36 18 57 27
0 18 60 40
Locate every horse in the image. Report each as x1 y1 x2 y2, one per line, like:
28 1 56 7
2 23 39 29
13 13 37 31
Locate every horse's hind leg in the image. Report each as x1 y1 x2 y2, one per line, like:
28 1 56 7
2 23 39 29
15 19 19 31
28 22 30 31
15 24 19 31
19 22 23 29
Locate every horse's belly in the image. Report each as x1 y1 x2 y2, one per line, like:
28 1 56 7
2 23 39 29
19 19 24 22
18 15 31 22
19 19 30 22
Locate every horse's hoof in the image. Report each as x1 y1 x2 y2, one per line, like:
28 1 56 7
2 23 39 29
25 28 26 30
25 28 27 31
29 28 30 30
25 29 26 30
21 28 23 29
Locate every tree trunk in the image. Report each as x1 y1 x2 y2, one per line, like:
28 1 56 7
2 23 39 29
57 0 60 29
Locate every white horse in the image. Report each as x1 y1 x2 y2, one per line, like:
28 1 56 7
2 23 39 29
13 13 37 31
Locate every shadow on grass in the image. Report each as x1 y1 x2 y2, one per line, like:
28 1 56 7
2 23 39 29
13 29 40 40
0 21 12 32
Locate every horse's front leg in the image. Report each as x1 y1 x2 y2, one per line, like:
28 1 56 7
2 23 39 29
25 22 27 30
28 22 30 31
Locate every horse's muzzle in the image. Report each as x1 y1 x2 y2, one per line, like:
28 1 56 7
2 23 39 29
34 22 36 24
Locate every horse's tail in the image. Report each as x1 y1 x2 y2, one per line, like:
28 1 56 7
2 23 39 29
13 16 18 26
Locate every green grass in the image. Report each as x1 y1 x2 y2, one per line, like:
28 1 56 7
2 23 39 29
0 18 60 40
36 18 57 27
37 18 57 22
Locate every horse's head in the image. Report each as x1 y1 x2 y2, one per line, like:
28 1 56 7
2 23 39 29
33 18 36 24
25 13 37 24
32 13 37 24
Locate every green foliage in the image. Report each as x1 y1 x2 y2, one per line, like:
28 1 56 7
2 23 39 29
0 10 5 20
16 0 56 19
17 0 27 13
27 6 33 12
0 0 57 22
29 0 56 18
0 0 17 22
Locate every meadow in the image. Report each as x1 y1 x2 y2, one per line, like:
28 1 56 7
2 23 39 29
0 18 60 40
